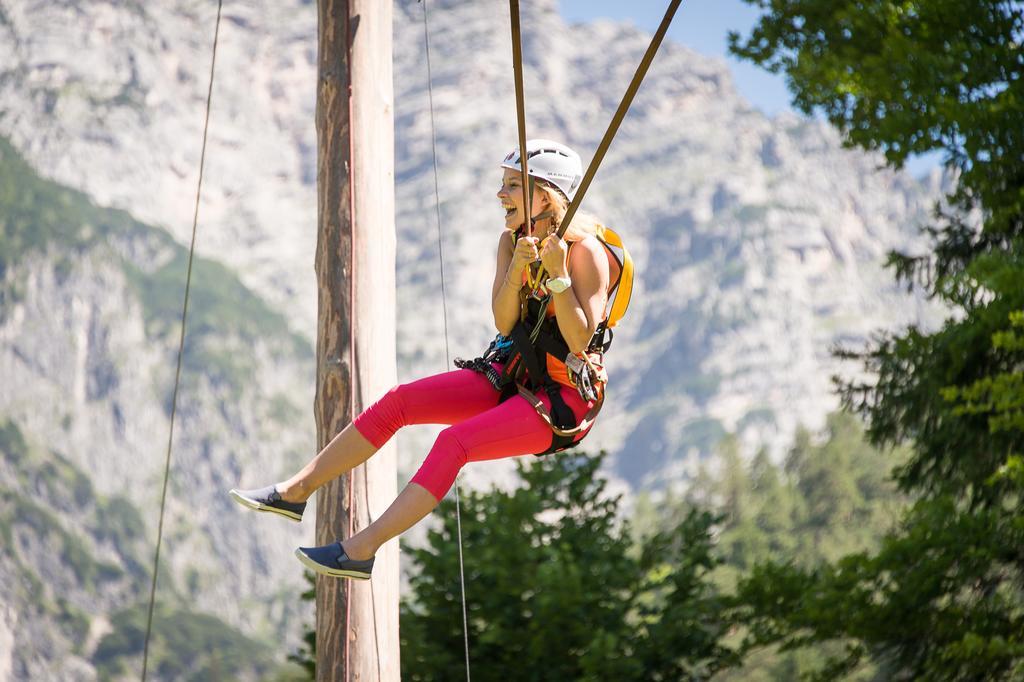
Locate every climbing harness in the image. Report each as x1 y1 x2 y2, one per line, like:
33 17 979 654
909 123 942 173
455 224 633 455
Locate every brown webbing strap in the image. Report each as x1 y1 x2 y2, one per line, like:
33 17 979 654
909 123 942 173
558 0 683 239
517 384 604 437
508 0 533 239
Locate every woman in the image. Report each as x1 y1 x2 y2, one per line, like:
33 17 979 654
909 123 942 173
230 139 615 580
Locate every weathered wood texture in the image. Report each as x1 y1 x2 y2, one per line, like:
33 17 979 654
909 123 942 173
315 1 398 680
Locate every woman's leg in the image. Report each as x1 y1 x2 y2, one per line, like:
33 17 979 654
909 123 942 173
342 482 439 560
276 423 376 502
275 368 503 503
341 387 592 560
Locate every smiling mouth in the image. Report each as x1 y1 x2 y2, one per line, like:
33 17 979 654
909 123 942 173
502 202 517 218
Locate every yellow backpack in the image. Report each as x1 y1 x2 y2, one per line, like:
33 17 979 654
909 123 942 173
595 225 633 329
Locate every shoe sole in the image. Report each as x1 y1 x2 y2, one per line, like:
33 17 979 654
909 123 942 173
229 489 303 522
294 549 372 580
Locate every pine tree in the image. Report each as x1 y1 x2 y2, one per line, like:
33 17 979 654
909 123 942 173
729 1 1024 678
399 451 740 681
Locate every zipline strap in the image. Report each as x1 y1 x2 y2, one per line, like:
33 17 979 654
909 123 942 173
509 0 548 293
140 1 223 680
508 0 533 241
421 2 471 681
558 0 683 239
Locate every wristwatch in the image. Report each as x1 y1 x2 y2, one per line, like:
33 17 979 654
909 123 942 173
545 275 572 294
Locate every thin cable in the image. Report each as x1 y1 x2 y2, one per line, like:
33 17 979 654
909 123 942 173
452 483 471 682
352 350 385 682
345 4 356 678
421 0 451 371
421 2 471 680
140 1 223 679
362 468 384 682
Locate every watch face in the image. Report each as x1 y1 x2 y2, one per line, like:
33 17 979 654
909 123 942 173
547 278 570 293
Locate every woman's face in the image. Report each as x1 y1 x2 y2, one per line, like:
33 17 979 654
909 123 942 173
496 168 548 232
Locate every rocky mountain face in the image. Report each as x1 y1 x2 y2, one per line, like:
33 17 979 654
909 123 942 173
0 0 942 482
0 139 314 679
0 0 944 677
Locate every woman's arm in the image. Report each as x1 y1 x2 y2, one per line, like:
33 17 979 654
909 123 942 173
545 236 610 354
492 230 529 335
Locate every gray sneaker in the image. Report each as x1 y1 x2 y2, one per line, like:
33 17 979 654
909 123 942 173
229 485 306 522
295 541 374 580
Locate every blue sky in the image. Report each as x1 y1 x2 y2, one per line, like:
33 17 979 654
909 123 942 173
558 0 943 176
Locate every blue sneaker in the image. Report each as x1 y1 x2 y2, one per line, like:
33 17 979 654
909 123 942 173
229 485 306 522
295 541 375 580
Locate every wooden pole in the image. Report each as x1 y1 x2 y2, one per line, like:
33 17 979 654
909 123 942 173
314 1 399 680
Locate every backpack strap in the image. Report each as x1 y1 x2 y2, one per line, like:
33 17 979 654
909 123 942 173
599 227 633 329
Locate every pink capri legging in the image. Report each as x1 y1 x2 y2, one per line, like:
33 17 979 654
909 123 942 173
353 365 594 502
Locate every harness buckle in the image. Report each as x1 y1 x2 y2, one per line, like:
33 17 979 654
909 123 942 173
565 352 586 375
565 351 606 402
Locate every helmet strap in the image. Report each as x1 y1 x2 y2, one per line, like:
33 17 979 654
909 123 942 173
529 178 557 235
530 210 554 234
512 178 555 236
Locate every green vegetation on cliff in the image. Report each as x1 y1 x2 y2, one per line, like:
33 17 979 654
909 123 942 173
0 419 147 595
0 139 314 678
0 417 296 679
93 603 275 682
0 136 310 376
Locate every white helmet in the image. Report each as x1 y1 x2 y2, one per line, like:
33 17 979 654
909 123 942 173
500 139 583 201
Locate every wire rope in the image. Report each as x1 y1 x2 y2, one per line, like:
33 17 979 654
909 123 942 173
140 1 223 679
419 2 472 681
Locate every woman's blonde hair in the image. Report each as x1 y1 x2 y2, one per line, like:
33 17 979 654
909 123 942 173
536 183 606 242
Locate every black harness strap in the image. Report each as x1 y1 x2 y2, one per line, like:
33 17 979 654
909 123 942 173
506 320 578 455
533 326 571 361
